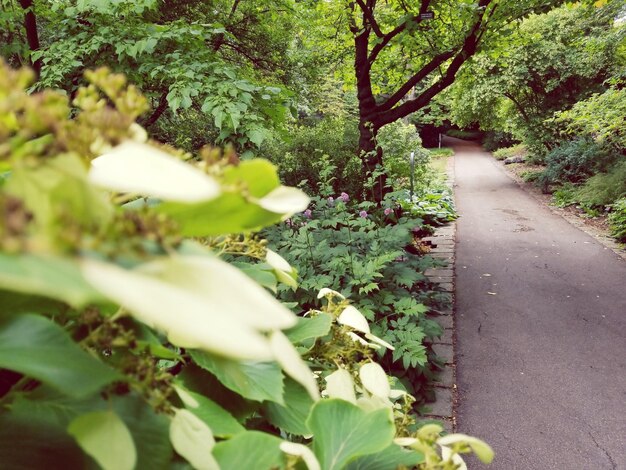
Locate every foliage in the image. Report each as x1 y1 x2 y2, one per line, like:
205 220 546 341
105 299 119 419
261 116 362 197
537 138 615 191
1 0 296 153
449 2 625 157
399 189 458 228
482 131 519 152
0 63 495 469
377 121 431 190
429 149 454 159
608 198 626 242
554 85 626 154
574 159 626 208
263 184 451 403
493 144 527 161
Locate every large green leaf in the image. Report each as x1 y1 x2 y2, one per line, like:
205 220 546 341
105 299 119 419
284 313 332 344
0 411 89 469
0 289 66 317
190 351 285 405
5 153 113 231
169 408 219 470
346 444 424 470
221 159 280 197
175 385 245 438
0 254 105 308
307 399 395 470
112 394 174 470
212 431 286 470
67 411 136 470
157 192 285 236
9 390 173 470
264 378 315 436
0 314 120 397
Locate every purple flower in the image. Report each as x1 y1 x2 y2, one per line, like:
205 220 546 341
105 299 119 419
339 192 350 203
384 208 393 216
303 209 312 219
327 196 335 206
359 210 368 218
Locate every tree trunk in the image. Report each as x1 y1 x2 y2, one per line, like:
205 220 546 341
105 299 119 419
18 0 41 78
358 120 387 203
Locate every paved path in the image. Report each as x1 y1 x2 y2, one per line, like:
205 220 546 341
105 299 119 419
451 137 626 469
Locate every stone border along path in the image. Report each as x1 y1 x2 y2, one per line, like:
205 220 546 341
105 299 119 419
421 155 457 431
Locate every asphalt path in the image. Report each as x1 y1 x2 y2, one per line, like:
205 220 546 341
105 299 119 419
450 136 626 470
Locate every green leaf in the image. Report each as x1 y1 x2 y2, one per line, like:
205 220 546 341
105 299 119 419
158 192 285 236
67 411 136 470
213 431 286 469
190 351 285 405
346 444 424 470
307 399 395 470
0 314 120 397
112 394 174 470
0 410 88 469
0 253 105 307
170 408 219 470
222 159 280 197
5 153 113 231
175 385 245 438
284 313 332 344
263 378 315 436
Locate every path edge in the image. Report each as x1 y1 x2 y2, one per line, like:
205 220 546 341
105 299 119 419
421 154 458 431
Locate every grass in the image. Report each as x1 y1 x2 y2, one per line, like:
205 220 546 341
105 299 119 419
429 148 452 178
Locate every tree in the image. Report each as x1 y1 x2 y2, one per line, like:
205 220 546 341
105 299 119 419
447 1 626 156
315 0 594 199
2 0 298 153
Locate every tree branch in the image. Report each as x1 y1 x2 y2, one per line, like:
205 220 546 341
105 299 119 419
374 0 493 127
355 0 383 37
367 0 431 64
377 49 456 112
142 91 169 128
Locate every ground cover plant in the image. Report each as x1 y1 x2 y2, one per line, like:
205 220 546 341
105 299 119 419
263 189 448 405
0 62 494 469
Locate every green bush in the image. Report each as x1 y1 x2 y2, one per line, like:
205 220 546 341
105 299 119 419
574 159 626 208
493 144 527 161
378 120 431 190
609 198 626 242
0 63 494 470
263 190 449 404
537 138 615 191
261 116 362 196
482 131 519 152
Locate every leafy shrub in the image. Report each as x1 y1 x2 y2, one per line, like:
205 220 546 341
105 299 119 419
262 116 362 196
609 198 626 242
0 63 494 469
398 188 458 228
573 159 626 208
552 184 579 207
482 131 518 152
537 138 615 191
378 120 431 190
521 170 543 183
554 86 626 154
493 144 527 161
263 191 449 403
